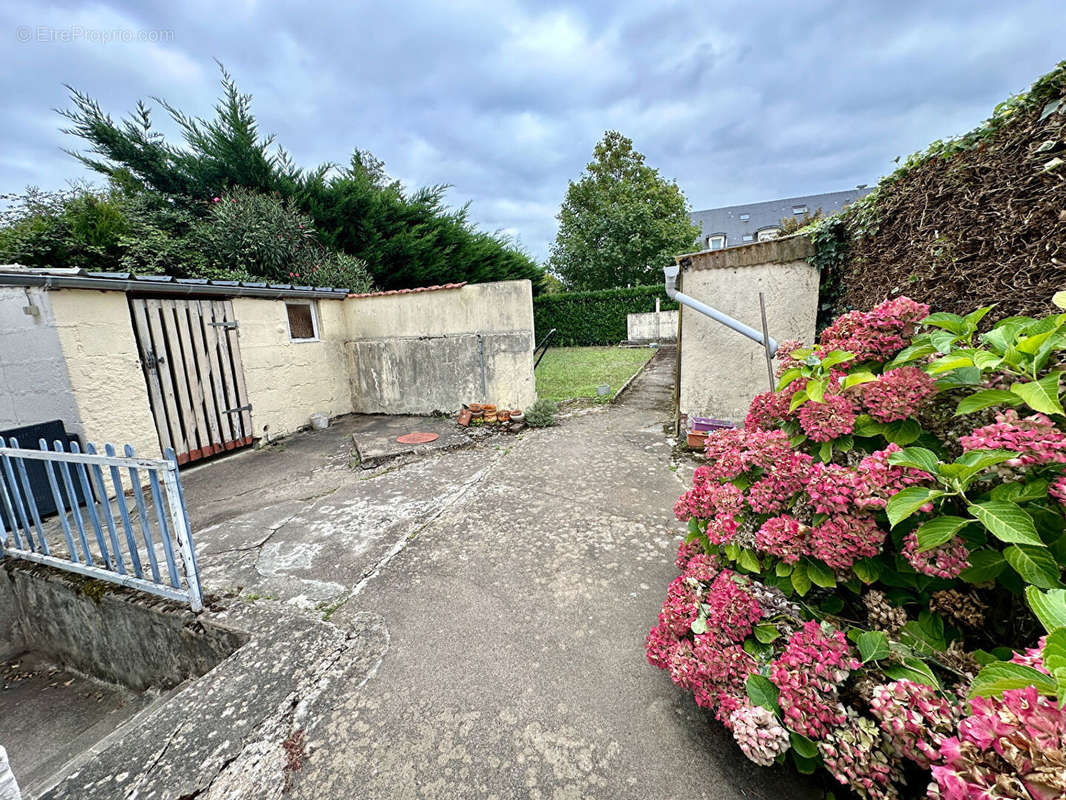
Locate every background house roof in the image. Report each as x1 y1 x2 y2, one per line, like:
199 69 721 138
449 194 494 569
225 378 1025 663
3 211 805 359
689 188 872 248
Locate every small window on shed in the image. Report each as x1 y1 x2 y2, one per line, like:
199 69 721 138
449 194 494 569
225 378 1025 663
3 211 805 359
286 302 319 341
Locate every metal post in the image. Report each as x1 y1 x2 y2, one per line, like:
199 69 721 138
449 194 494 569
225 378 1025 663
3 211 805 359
759 293 775 392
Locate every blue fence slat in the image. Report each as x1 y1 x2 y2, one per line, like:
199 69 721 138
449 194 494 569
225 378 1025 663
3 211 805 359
0 439 202 612
104 444 142 578
39 439 80 564
165 446 201 586
85 444 127 576
147 468 181 588
70 441 114 570
0 440 35 552
55 443 94 566
9 438 48 556
0 459 24 551
123 445 160 583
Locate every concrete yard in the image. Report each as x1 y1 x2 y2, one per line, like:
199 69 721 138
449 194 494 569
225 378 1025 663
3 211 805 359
38 348 815 800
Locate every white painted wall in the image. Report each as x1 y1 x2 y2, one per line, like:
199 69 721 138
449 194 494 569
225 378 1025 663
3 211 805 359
232 297 352 441
0 287 82 437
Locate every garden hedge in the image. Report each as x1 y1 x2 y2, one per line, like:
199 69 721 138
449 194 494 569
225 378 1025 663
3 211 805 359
647 294 1066 799
533 285 678 347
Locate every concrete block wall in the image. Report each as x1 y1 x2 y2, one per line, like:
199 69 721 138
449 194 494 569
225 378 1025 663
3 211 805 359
232 297 353 441
678 237 818 422
345 280 536 415
627 309 678 342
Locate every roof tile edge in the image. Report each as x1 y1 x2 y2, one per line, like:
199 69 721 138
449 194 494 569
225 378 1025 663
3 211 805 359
347 281 467 299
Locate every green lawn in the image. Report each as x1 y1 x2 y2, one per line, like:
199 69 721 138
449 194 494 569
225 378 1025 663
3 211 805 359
535 346 655 402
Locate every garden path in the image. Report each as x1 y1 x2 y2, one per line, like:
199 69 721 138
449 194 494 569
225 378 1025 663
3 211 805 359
289 348 816 799
42 348 818 799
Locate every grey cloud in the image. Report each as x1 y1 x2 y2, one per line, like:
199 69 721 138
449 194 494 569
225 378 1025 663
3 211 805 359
1 0 1063 263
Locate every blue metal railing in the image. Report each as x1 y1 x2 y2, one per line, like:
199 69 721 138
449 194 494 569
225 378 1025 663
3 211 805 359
0 438 202 611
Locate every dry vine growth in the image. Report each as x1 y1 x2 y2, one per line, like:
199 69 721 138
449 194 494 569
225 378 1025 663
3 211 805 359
832 64 1066 323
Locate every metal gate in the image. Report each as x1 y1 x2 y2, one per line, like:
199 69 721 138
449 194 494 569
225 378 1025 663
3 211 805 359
129 298 253 465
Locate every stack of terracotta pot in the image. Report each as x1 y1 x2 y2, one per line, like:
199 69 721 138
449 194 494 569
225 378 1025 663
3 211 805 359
457 404 524 428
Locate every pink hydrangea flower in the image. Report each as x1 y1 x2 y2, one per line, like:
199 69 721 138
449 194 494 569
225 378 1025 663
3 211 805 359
774 339 806 375
657 575 700 637
747 450 814 513
675 540 702 571
682 553 720 583
807 462 862 514
929 685 1066 800
960 410 1066 467
902 531 969 579
819 296 930 363
730 701 791 766
755 515 807 563
645 622 679 670
770 621 859 740
703 571 764 643
797 393 857 441
818 710 903 800
673 479 745 524
862 366 937 422
745 389 792 430
808 515 886 570
704 428 794 478
854 444 934 509
1050 475 1066 506
869 680 960 768
690 639 757 716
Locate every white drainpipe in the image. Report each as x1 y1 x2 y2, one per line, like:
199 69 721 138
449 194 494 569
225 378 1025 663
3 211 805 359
663 265 779 356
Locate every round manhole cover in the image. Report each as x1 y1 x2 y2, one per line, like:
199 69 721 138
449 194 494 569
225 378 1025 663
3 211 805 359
396 432 440 445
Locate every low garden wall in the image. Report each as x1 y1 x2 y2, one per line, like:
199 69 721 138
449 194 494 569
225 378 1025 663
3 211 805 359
344 280 536 415
627 308 677 342
1 561 244 691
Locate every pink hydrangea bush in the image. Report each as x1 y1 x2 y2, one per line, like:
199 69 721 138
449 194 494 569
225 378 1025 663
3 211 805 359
649 295 1066 798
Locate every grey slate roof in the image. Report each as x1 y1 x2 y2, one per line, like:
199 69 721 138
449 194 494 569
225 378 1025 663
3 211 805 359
689 188 872 249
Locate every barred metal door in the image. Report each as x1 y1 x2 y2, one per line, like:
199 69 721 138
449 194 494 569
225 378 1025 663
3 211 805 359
129 298 253 464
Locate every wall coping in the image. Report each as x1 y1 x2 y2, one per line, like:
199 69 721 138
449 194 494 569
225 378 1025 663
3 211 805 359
676 234 814 272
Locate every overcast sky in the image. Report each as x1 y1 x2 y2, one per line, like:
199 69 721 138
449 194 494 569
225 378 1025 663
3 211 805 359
1 1 1062 262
